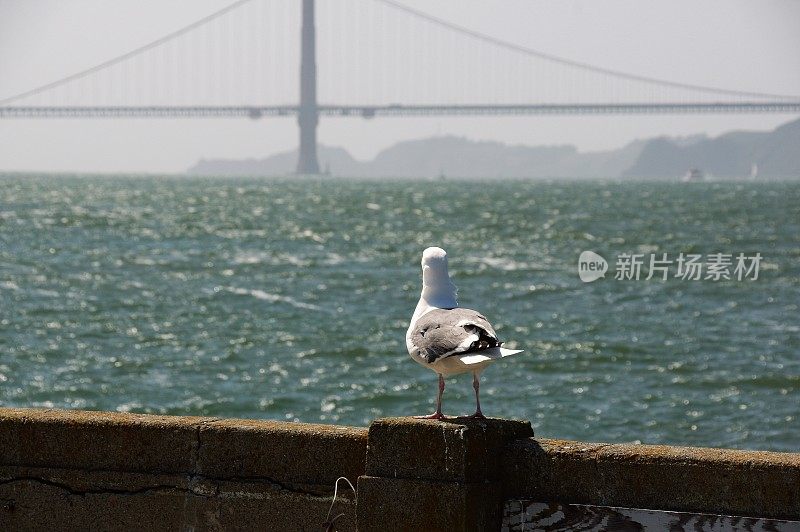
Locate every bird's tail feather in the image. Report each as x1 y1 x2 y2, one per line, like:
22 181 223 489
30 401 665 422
458 347 524 365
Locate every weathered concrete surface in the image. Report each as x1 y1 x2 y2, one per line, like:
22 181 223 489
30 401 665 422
365 416 533 483
0 408 209 473
503 438 800 520
358 476 502 532
3 407 800 530
0 471 358 532
197 418 367 487
0 407 366 531
358 417 533 531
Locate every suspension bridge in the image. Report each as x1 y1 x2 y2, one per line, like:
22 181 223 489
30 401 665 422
2 0 799 173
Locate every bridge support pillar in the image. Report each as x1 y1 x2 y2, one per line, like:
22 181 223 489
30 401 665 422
297 0 320 175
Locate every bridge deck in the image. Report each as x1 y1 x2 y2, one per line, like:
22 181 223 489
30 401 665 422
2 102 799 119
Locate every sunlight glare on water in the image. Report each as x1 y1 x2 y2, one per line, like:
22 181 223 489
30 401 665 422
0 175 798 451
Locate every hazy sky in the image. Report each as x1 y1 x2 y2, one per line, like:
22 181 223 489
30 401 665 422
1 0 799 173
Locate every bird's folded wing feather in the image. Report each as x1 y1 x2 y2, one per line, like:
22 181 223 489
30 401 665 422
410 308 501 363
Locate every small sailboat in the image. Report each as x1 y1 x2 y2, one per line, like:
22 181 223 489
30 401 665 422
750 163 759 180
682 168 705 182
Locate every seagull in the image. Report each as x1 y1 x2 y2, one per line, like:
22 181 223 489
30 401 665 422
406 247 523 419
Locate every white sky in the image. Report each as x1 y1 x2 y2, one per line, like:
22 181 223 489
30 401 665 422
0 0 799 173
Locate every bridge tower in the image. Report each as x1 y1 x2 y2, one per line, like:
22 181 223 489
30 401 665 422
297 0 320 174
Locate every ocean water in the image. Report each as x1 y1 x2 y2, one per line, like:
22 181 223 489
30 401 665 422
0 175 798 452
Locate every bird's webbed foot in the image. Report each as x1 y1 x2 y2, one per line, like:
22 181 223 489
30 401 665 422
413 412 447 420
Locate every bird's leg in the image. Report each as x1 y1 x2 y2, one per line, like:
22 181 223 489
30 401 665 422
469 372 486 419
415 373 446 420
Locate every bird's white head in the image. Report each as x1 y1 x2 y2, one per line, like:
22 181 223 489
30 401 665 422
419 246 457 309
421 246 450 286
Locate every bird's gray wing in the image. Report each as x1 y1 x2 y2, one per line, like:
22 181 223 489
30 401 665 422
410 308 502 364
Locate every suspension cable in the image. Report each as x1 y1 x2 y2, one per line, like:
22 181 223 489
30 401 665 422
375 0 800 101
0 0 256 106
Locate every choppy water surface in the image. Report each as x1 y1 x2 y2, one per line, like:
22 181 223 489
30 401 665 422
1 175 798 451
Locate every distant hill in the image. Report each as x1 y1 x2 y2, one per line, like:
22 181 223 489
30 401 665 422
188 117 800 179
190 146 362 177
625 117 800 178
189 136 645 178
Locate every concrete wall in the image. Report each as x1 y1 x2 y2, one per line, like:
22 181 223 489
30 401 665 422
502 438 800 521
0 407 798 531
0 408 365 531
